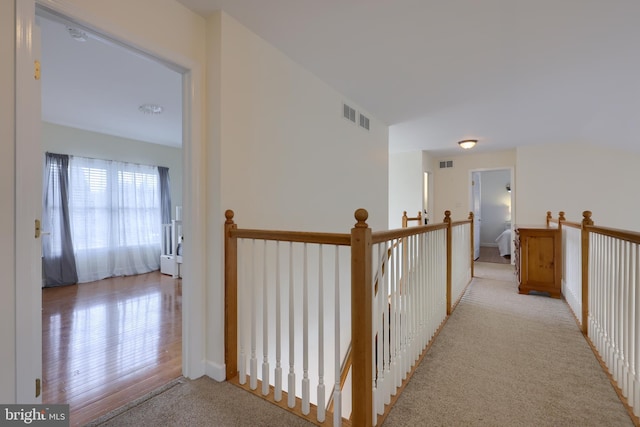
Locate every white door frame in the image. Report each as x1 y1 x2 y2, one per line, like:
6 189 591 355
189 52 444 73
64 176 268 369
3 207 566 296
15 0 43 403
15 0 209 401
469 167 515 262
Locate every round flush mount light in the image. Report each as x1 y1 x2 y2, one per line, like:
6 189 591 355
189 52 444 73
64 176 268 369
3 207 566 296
139 104 164 115
458 139 477 149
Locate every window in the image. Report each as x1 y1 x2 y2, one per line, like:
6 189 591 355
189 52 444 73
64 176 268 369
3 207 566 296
68 156 162 282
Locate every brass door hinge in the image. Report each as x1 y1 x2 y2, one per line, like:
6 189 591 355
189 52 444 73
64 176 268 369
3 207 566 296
35 219 40 238
34 60 41 80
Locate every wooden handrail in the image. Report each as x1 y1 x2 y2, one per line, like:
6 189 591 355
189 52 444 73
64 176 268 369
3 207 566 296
372 223 447 244
230 228 351 246
225 208 474 426
401 210 422 228
549 209 640 421
586 224 640 244
560 221 582 229
326 343 352 413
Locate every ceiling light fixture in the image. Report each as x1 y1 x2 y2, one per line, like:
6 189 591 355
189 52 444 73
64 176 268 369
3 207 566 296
66 27 88 42
139 104 164 115
458 139 477 149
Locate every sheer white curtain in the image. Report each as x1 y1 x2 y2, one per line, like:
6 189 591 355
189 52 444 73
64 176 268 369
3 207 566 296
69 156 161 283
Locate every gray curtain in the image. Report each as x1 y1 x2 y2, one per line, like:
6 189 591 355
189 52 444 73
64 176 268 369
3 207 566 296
42 153 78 287
158 166 172 225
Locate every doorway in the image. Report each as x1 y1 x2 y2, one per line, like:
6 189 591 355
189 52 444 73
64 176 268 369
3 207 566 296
36 9 185 422
470 168 514 264
15 0 206 413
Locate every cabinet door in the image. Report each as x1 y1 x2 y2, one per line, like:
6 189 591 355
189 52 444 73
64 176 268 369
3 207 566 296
523 234 556 285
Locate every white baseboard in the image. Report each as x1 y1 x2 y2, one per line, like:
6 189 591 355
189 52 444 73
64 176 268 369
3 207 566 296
206 360 227 382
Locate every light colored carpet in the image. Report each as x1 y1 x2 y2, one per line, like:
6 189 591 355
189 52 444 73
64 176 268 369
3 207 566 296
383 262 633 426
88 262 633 427
88 376 315 427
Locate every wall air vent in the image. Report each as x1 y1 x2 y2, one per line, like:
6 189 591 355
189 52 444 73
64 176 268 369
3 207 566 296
439 160 454 169
359 113 370 131
343 103 356 123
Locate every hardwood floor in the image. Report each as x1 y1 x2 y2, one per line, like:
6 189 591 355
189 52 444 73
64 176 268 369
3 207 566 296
42 271 182 426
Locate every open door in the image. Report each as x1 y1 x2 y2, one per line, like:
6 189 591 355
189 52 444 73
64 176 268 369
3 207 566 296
15 0 43 403
471 171 481 260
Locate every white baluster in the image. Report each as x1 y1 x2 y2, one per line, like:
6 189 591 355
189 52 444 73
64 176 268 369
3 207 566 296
333 246 342 427
629 244 640 416
302 244 310 415
375 242 384 416
317 245 325 423
621 240 629 397
402 236 409 380
250 240 257 390
239 239 246 385
390 238 398 391
262 240 270 396
387 239 396 398
275 242 282 401
288 242 296 408
384 240 392 404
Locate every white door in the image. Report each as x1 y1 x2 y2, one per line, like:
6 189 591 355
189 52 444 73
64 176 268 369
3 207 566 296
15 0 43 403
472 172 481 260
423 172 430 224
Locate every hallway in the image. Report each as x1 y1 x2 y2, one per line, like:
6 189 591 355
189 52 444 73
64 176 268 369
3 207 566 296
383 262 633 426
89 262 635 426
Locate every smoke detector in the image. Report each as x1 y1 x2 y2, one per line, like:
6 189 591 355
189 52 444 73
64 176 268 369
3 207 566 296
139 104 164 115
66 27 88 42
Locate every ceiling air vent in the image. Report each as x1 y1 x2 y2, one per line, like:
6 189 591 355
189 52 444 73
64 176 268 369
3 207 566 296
439 160 454 169
343 103 356 123
359 113 370 131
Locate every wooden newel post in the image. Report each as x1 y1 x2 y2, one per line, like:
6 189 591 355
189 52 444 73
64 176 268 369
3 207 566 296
546 211 552 227
444 210 452 315
557 211 566 233
351 209 373 427
581 210 594 335
402 211 408 228
224 209 238 380
468 211 474 278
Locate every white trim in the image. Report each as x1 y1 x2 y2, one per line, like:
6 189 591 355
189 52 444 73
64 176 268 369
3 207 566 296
469 166 516 265
206 361 227 382
15 0 209 400
15 0 43 403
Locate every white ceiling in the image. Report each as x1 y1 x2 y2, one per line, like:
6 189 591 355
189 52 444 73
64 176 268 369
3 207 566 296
39 14 183 147
41 1 640 155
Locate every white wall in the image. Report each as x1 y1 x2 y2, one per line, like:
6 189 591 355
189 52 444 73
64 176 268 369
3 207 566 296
516 142 640 231
216 13 389 232
479 169 511 246
433 149 516 222
42 122 183 214
1 0 16 403
205 11 389 385
389 151 423 229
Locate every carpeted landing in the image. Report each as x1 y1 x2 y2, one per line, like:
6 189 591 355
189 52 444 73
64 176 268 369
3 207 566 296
89 262 633 427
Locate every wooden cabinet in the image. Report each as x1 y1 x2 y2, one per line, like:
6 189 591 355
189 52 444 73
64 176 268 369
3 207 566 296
514 227 562 298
